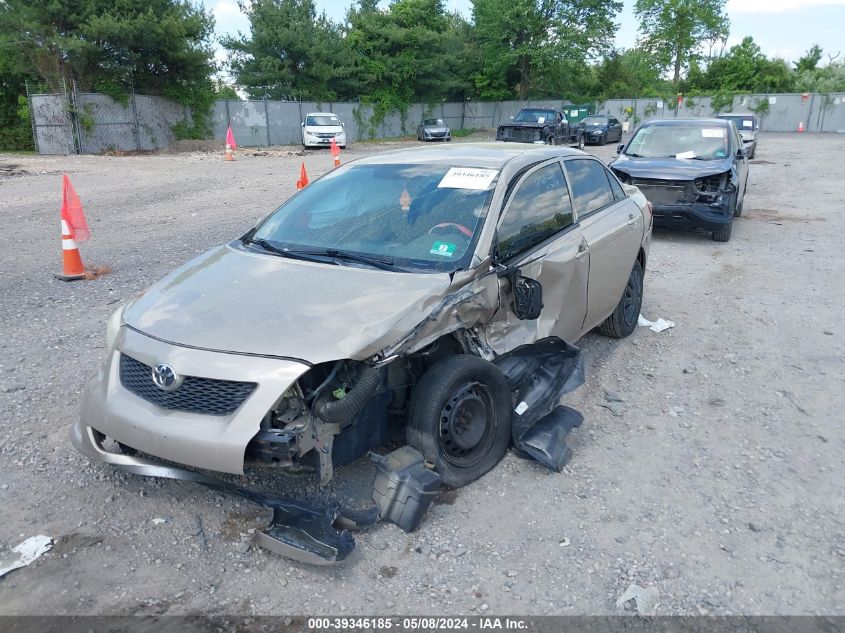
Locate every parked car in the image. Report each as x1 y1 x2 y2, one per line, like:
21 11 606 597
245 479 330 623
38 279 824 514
579 115 624 145
610 118 748 242
496 108 582 147
301 112 347 149
73 143 651 505
417 118 451 142
716 113 758 159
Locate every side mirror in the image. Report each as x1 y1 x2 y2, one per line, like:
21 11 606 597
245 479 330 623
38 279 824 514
301 122 305 127
510 274 543 320
617 144 625 155
509 115 514 121
737 147 746 158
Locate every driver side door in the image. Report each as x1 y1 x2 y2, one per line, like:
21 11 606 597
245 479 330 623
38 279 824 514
485 160 589 354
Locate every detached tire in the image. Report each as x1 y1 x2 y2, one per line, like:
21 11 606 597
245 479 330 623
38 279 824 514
599 259 643 339
407 355 512 488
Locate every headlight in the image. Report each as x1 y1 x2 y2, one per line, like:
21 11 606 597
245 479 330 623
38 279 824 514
106 304 127 351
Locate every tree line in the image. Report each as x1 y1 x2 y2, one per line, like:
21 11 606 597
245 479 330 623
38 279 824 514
1 0 843 150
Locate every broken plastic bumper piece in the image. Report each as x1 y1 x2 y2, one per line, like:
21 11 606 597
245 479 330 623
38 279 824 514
71 420 376 565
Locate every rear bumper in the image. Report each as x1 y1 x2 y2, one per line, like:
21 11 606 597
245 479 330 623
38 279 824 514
75 326 309 474
652 203 733 231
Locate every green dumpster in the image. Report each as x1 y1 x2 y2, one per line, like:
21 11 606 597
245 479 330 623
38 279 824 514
563 104 594 123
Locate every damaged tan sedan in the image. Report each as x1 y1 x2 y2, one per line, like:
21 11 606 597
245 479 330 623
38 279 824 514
72 143 651 560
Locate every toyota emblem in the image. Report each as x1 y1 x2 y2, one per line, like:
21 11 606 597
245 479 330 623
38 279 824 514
151 363 180 392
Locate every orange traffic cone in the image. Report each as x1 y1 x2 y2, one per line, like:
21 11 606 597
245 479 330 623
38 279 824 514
798 121 805 132
224 125 237 161
55 218 86 281
296 163 309 190
330 138 341 168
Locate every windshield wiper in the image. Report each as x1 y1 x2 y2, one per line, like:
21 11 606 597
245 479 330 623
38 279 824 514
243 238 336 264
284 248 399 271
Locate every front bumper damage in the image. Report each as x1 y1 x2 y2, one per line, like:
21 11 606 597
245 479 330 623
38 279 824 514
71 421 374 565
626 173 737 231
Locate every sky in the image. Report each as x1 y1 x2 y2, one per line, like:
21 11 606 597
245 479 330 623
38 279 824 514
203 0 845 75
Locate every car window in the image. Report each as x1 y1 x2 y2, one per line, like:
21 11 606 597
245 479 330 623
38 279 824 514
306 115 340 126
497 163 574 261
253 163 496 272
607 170 626 200
564 159 615 215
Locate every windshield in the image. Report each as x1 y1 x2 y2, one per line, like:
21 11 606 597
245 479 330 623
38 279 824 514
250 164 498 272
718 115 755 130
582 116 609 126
305 115 341 126
423 119 445 126
513 109 557 123
625 125 729 160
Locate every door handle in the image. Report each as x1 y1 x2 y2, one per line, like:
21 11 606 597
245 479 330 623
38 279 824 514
627 214 640 226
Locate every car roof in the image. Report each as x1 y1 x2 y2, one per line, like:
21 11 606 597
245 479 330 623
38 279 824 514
716 112 756 117
305 112 338 116
351 142 585 169
642 118 732 127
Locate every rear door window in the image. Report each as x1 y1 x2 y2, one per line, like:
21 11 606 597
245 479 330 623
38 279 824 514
564 159 615 216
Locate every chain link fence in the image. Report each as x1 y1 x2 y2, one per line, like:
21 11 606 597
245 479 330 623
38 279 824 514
27 86 845 154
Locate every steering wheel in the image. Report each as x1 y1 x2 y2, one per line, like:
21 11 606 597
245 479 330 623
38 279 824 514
428 222 473 239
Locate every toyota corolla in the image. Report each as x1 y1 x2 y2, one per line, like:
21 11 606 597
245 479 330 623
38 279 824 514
73 143 652 492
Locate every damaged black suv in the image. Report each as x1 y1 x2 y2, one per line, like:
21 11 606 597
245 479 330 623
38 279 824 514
610 118 749 242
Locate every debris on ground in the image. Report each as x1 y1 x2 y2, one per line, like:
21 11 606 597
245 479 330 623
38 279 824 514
616 582 660 615
638 314 675 332
0 535 53 579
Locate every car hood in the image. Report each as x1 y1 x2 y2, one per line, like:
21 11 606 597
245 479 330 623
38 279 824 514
500 121 547 129
123 245 453 364
304 125 344 133
610 155 734 180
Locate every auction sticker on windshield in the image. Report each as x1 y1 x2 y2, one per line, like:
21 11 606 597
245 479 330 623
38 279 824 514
430 241 456 257
702 128 726 138
438 167 499 190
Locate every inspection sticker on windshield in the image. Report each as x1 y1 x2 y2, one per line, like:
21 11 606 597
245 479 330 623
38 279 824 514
702 128 725 138
430 241 456 257
438 167 499 190
742 120 753 127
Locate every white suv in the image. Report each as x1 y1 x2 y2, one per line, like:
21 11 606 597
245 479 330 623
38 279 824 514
301 112 347 149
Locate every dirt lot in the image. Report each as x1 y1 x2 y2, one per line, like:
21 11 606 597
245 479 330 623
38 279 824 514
0 133 843 616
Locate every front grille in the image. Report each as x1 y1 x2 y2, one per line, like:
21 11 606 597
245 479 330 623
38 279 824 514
632 178 692 205
499 127 540 142
119 354 257 416
315 132 335 138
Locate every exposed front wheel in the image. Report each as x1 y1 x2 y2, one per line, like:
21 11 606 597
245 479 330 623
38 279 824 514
599 258 643 339
407 355 512 488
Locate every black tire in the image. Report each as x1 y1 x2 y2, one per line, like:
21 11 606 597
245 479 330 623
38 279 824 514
712 221 733 242
577 134 586 150
734 186 745 217
599 258 643 339
407 355 512 488
601 133 608 145
340 145 346 150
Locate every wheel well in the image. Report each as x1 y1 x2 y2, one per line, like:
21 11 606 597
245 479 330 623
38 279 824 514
637 247 646 272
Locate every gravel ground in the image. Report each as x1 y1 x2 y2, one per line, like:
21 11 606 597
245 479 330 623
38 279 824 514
0 132 843 616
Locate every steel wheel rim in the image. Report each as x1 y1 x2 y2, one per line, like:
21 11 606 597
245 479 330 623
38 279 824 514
438 382 496 468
